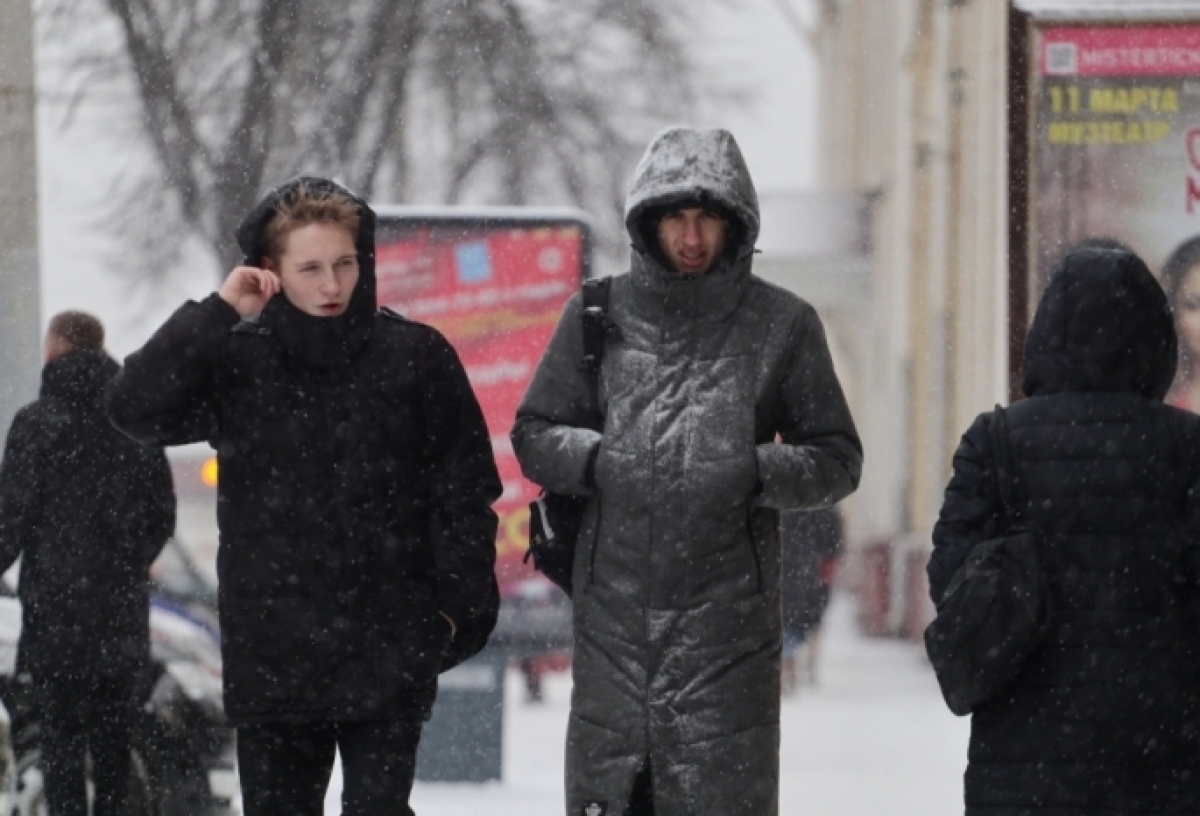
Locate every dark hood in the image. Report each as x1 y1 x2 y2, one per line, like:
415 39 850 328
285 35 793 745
1023 248 1177 400
235 176 377 371
42 350 119 411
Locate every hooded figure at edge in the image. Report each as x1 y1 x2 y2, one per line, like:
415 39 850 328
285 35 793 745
513 128 863 815
106 177 502 816
930 247 1200 815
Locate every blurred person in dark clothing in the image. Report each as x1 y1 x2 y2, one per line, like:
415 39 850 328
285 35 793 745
0 311 176 816
778 507 843 692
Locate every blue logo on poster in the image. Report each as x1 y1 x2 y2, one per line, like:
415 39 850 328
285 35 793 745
455 242 492 285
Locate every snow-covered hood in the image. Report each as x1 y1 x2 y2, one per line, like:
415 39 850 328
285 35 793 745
624 128 760 264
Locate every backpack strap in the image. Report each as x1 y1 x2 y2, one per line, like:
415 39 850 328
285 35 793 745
579 276 613 379
575 276 615 431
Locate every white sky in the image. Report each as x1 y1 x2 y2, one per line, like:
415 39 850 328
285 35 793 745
34 0 818 357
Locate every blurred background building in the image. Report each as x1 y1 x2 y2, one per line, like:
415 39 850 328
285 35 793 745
0 0 43 438
805 0 1011 637
809 0 1200 637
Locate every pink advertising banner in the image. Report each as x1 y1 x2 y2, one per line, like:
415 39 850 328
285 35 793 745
1031 23 1200 299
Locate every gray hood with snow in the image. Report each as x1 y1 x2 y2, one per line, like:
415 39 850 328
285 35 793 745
624 127 761 262
513 127 861 816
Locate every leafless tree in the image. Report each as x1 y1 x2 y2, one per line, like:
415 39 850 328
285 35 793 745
38 0 705 282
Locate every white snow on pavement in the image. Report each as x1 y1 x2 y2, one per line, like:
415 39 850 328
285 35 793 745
325 592 970 815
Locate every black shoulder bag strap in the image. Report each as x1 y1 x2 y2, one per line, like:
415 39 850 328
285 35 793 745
988 405 1024 534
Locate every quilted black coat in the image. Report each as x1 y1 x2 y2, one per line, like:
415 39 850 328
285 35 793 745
930 247 1200 815
107 177 502 725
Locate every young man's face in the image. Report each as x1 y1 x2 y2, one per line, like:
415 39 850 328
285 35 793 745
657 208 727 276
266 222 359 317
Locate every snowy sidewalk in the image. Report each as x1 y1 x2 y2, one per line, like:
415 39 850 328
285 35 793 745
325 592 970 815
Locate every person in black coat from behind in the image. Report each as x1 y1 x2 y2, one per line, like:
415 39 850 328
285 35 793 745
0 311 175 816
105 177 502 816
930 246 1200 815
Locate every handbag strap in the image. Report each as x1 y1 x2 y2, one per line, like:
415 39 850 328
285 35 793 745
988 405 1026 532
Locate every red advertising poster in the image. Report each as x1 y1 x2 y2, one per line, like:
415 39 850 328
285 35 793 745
1032 24 1200 297
374 215 586 596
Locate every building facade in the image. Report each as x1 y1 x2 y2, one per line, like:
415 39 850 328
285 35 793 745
813 0 1011 635
816 0 1200 636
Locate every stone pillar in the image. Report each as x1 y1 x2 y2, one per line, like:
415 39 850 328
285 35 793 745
0 0 42 433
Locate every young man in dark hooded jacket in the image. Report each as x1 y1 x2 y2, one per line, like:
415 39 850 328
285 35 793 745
106 177 502 816
513 128 862 816
931 246 1200 815
0 311 175 816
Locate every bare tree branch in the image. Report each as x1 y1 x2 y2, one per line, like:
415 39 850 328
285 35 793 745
769 0 820 51
45 0 718 283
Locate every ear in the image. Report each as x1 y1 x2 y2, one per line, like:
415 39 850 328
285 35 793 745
261 257 277 273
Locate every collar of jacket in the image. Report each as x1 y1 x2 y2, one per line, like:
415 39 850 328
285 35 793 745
627 248 753 324
258 284 375 375
41 349 118 410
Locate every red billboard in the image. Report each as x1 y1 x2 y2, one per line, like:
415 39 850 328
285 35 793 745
1040 26 1200 77
374 211 588 596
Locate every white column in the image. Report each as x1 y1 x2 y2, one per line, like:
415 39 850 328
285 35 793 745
0 0 42 431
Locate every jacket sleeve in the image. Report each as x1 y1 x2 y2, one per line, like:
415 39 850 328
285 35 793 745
421 330 502 646
0 408 44 574
106 294 240 446
511 293 602 496
755 305 863 510
928 413 997 605
135 447 177 569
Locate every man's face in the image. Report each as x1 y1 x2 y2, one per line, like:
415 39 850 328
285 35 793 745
657 208 727 276
265 222 359 317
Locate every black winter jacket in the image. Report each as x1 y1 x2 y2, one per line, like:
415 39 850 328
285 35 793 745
0 350 175 679
106 177 502 725
930 248 1200 815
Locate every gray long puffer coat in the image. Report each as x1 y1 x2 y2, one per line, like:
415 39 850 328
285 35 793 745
512 128 863 816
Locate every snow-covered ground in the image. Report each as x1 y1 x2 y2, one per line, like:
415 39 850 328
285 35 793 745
323 592 970 815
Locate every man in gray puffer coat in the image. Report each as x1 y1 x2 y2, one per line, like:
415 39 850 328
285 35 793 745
512 127 862 816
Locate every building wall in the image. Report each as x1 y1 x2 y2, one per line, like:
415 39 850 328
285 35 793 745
815 0 1010 631
0 0 42 434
